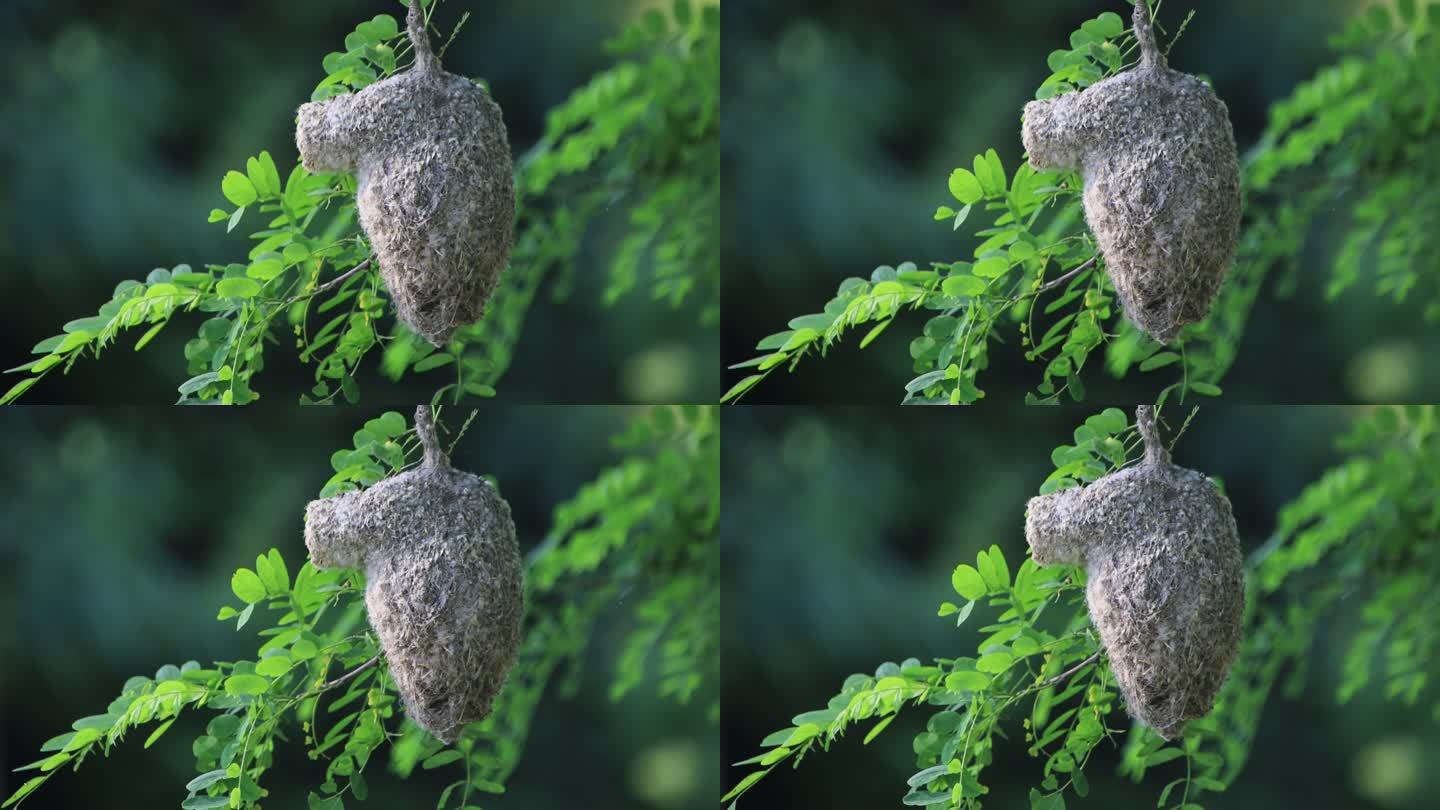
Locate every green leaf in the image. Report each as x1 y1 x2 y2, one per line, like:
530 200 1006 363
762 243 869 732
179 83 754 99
721 771 769 803
134 321 168 352
985 545 1010 589
863 714 896 744
1071 767 1089 797
943 275 987 297
953 203 973 231
221 171 258 207
1144 748 1185 766
231 569 266 604
1094 11 1125 38
976 651 1014 673
216 277 261 299
307 793 345 810
972 257 1010 279
945 670 990 692
906 371 947 394
181 798 231 810
859 319 894 349
266 548 290 592
71 715 114 731
948 169 984 205
413 354 455 372
258 151 282 197
2 777 49 809
247 258 284 281
0 378 39 406
186 769 228 792
224 674 269 697
255 656 291 677
144 718 177 749
983 149 1007 195
951 564 986 600
1189 382 1223 397
1030 788 1066 810
1091 407 1128 435
39 733 75 753
422 750 465 770
1140 352 1181 372
721 375 764 403
178 372 221 397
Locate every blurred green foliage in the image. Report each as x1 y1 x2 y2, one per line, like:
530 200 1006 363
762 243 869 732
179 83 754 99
722 0 1440 403
0 0 718 404
722 405 1440 809
0 405 717 809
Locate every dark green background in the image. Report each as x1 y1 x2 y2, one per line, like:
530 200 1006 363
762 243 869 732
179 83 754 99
0 0 717 405
720 0 1440 403
721 405 1438 809
0 406 717 809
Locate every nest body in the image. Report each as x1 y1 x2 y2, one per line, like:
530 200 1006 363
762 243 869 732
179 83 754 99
1021 3 1241 342
295 2 514 347
1025 407 1244 739
304 407 524 742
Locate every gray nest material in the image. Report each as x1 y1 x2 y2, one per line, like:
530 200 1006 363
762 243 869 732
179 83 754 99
295 0 515 347
1024 406 1244 739
1021 3 1242 343
304 406 524 743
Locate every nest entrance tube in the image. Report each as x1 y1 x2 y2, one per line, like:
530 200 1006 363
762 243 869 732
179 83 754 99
1024 405 1244 739
406 0 440 74
1020 2 1242 343
295 0 516 348
1133 1 1165 70
303 405 525 742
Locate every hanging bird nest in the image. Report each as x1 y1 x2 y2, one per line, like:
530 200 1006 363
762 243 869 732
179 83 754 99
1021 2 1242 343
304 405 525 743
1024 405 1244 739
295 0 515 347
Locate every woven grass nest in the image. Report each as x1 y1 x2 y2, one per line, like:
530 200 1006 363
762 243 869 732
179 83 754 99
1021 3 1242 343
1024 406 1244 739
295 0 515 347
304 406 524 742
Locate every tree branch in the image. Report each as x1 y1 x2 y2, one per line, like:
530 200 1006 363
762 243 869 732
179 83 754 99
280 257 374 308
318 654 382 694
1035 255 1099 296
1038 651 1102 689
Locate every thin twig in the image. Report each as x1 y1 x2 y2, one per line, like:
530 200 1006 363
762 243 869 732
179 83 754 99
318 654 381 694
1038 651 1102 689
1035 255 1099 296
311 257 373 297
280 257 373 308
